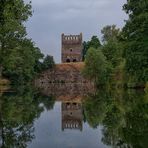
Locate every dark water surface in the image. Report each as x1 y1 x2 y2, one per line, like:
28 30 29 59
0 85 148 148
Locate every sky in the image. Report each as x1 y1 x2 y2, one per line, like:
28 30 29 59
24 0 127 63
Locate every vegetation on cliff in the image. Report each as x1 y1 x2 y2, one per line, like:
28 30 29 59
122 0 148 87
83 25 123 87
83 0 148 88
0 0 55 84
82 47 110 86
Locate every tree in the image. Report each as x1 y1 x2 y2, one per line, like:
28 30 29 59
82 36 101 60
83 47 109 85
101 25 123 68
0 0 45 83
2 39 43 83
122 0 148 85
102 41 123 68
0 0 32 60
101 25 120 43
42 55 55 70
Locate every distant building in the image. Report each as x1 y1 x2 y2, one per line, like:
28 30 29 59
61 33 83 63
61 101 83 131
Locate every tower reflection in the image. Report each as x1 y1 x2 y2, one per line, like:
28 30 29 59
61 101 83 131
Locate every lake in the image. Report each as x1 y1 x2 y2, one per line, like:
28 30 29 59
0 84 148 148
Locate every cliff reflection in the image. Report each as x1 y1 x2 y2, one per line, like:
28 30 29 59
36 83 95 101
37 83 93 132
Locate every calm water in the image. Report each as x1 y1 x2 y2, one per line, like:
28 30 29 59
0 85 148 148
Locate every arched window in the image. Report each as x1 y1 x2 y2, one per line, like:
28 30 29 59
73 59 77 62
66 59 70 62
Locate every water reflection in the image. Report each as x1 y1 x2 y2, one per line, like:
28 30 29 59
0 84 148 148
62 101 83 131
36 83 95 100
0 86 55 148
0 91 39 147
83 89 148 148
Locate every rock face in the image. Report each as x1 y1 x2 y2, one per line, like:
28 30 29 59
35 62 95 99
35 62 92 84
36 83 95 101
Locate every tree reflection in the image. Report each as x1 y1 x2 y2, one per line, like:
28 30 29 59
0 85 55 147
83 89 148 148
83 90 110 128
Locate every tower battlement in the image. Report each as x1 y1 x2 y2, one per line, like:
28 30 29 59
61 33 83 63
62 33 82 44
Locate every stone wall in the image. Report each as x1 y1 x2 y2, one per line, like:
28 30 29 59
35 62 92 84
35 63 95 100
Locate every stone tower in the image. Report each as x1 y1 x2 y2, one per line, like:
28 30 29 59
61 33 83 63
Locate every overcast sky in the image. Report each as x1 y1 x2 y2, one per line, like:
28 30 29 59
24 0 127 63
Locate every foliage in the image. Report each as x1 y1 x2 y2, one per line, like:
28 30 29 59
101 25 120 43
2 39 43 83
0 0 54 84
98 25 125 87
102 41 123 68
82 36 101 60
83 47 110 86
145 82 148 92
42 55 55 71
122 0 148 84
101 25 123 68
83 25 124 87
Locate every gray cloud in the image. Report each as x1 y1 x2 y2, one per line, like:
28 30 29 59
25 0 127 63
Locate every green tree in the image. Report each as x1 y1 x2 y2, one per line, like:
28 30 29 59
101 25 120 43
2 39 43 83
0 0 45 83
102 41 123 68
82 36 101 60
122 0 148 86
0 0 32 62
83 47 109 85
101 25 123 68
42 55 55 70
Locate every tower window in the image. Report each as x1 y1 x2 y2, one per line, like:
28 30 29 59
73 59 77 62
66 59 70 62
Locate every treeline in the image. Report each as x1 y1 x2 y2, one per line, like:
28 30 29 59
0 0 55 84
83 0 148 88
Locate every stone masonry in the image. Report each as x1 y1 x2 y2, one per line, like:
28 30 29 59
61 33 83 63
34 63 95 99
